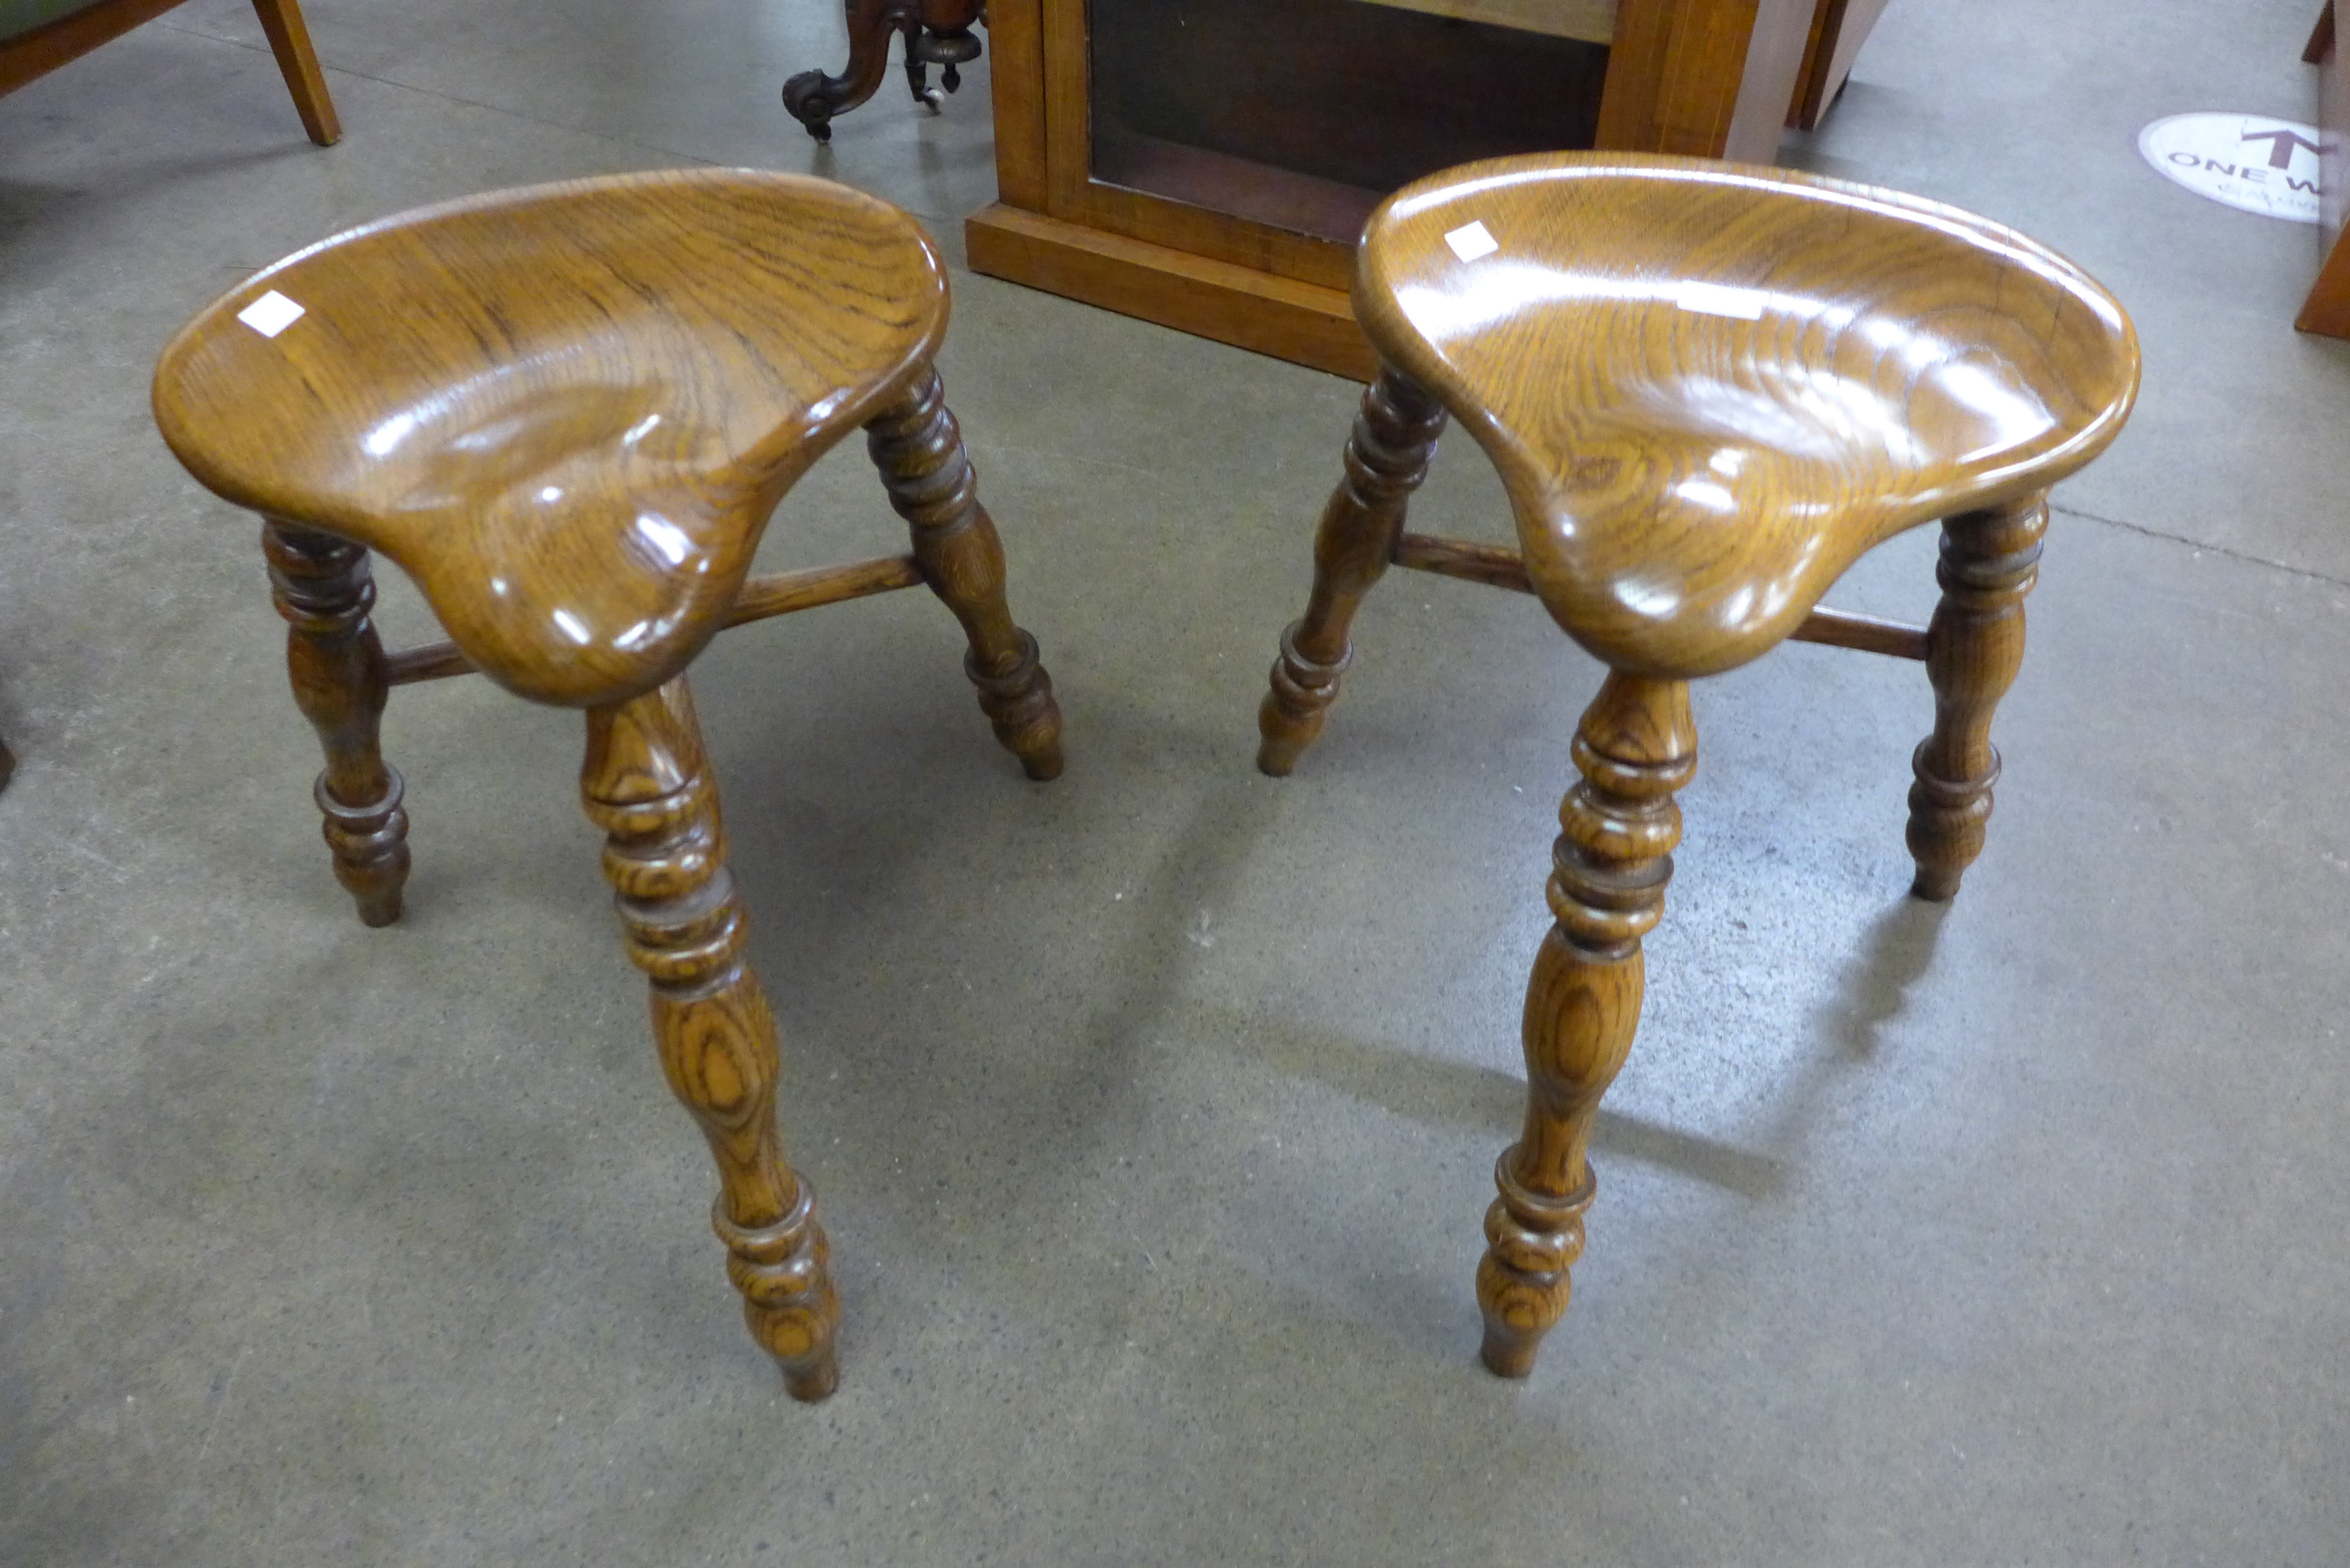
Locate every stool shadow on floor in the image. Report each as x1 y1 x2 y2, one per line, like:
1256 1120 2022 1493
0 141 326 227
962 765 1285 1226
1201 1003 1788 1202
1199 893 1957 1209
1820 897 1950 1061
1167 890 1954 1361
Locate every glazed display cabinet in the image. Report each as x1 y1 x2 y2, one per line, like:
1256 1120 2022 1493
967 0 1822 378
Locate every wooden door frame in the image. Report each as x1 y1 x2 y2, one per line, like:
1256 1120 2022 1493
1034 0 1357 289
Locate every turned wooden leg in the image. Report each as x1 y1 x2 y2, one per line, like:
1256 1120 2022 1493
1477 671 1695 1378
1256 366 1448 776
866 366 1065 782
582 677 841 1401
897 13 935 108
248 0 342 146
264 521 409 927
784 0 915 140
1908 494 2047 902
902 11 982 109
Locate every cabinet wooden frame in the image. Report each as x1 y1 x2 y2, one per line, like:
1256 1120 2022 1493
2299 2 2350 337
1786 0 1891 129
967 0 1815 378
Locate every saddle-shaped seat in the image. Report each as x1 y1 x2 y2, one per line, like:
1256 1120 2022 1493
155 169 948 705
1355 154 2140 674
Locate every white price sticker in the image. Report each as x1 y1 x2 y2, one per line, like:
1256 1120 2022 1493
1444 221 1499 262
237 291 306 338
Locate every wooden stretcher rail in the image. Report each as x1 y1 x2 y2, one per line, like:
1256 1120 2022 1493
728 553 924 621
1786 604 1927 659
1393 531 1532 591
1392 531 1927 660
385 553 926 686
383 642 476 686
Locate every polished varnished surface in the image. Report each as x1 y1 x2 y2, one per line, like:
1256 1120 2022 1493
1262 153 2145 1379
1357 152 2142 675
152 169 949 706
149 168 1063 1400
582 676 841 1401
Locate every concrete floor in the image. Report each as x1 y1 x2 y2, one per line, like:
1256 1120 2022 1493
4 0 2347 1562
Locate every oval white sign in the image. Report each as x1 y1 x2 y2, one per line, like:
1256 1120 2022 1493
2138 112 2324 223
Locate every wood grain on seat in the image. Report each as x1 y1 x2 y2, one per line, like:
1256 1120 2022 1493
1356 152 2141 676
154 169 947 706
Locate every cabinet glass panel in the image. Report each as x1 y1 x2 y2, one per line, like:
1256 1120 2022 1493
1089 0 1612 243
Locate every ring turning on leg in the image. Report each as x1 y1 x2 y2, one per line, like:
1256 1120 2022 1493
582 678 841 1399
1257 366 1447 775
866 366 1065 782
1477 671 1695 1378
263 520 410 926
1908 493 2047 902
904 19 981 108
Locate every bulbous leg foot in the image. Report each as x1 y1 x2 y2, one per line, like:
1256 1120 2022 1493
866 367 1065 783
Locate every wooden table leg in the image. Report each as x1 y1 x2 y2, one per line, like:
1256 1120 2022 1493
248 0 341 146
1477 671 1695 1377
582 677 841 1400
784 0 986 141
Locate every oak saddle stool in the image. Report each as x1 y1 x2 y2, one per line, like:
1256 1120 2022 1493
152 169 1065 1402
1255 152 2140 1378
